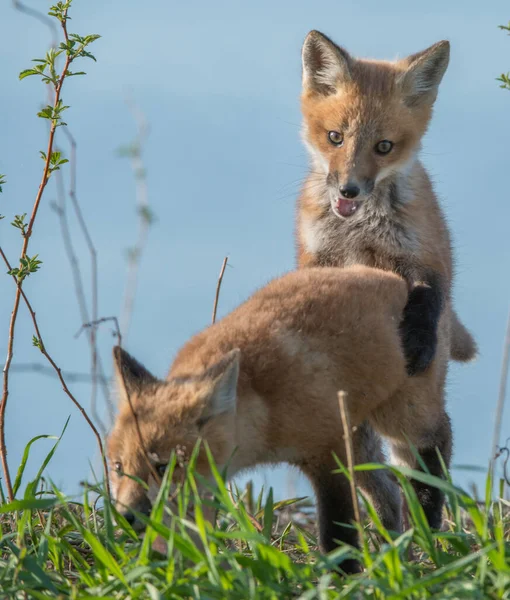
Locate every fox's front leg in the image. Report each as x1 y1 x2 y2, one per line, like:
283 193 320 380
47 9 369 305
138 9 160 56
399 271 444 376
302 459 362 574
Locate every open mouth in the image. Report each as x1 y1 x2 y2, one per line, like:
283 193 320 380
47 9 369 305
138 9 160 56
334 197 361 218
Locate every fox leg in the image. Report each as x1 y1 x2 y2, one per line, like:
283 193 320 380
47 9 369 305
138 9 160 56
370 383 452 531
353 422 402 534
301 457 361 574
389 411 452 529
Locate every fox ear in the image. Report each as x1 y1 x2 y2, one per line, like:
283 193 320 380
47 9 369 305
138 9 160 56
302 30 352 95
113 346 158 404
198 349 240 428
398 40 450 107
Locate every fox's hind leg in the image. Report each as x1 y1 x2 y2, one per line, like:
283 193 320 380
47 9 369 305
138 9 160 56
369 386 452 530
353 422 402 534
388 411 452 529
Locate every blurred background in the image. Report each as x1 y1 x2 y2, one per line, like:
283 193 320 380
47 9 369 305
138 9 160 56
0 0 509 500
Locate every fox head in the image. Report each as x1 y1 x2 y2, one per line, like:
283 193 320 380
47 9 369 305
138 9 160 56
301 30 450 218
107 346 240 530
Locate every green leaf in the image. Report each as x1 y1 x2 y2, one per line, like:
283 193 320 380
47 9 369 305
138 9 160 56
12 433 59 497
81 529 127 584
84 34 101 44
263 487 274 541
19 69 39 80
25 417 70 499
0 497 60 513
37 106 53 119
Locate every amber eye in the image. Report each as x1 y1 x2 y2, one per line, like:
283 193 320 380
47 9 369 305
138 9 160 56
328 131 344 146
375 140 393 155
157 464 168 478
114 461 122 474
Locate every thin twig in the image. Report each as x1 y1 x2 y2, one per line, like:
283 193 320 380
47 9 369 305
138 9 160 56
0 247 110 498
117 357 160 485
11 363 109 385
119 97 152 340
53 174 109 435
75 317 122 347
1 8 75 501
63 129 112 424
491 306 510 479
59 128 115 425
338 391 361 528
1 12 72 500
212 256 229 325
12 0 57 47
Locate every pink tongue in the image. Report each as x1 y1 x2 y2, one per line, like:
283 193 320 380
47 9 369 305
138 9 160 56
336 198 360 218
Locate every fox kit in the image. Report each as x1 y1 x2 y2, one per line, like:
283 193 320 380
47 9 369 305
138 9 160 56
297 30 476 376
108 266 449 573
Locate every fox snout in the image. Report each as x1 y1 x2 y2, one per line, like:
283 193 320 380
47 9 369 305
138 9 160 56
328 174 375 218
339 184 360 199
117 494 152 532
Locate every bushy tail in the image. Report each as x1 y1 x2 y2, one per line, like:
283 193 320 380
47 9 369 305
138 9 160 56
450 310 477 362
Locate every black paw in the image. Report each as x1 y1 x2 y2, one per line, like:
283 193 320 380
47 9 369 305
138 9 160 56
337 557 363 575
400 285 439 376
402 325 437 376
412 480 444 530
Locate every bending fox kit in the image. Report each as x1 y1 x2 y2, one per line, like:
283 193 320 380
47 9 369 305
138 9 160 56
297 30 476 375
108 266 450 574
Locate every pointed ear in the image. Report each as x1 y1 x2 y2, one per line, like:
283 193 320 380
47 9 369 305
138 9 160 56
197 349 240 428
398 40 450 107
112 346 158 404
302 30 352 96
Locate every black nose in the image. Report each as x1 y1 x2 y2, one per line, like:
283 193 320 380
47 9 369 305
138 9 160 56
120 510 135 525
340 185 360 199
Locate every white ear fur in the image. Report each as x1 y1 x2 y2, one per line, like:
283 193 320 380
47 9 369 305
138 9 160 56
302 30 352 95
199 349 240 425
398 40 450 107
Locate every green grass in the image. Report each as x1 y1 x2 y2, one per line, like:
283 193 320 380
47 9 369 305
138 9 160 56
1 435 510 599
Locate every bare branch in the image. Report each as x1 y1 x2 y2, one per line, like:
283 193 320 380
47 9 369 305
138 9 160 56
0 247 110 498
118 97 153 341
117 356 160 486
212 256 229 325
61 128 114 426
1 7 94 501
75 317 122 347
491 306 510 477
338 391 361 529
12 0 57 47
11 363 109 385
53 172 111 436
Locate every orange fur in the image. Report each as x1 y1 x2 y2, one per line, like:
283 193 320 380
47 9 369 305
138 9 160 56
297 30 476 364
107 265 450 571
108 267 410 568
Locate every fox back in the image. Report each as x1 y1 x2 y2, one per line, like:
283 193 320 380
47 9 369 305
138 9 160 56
107 266 409 561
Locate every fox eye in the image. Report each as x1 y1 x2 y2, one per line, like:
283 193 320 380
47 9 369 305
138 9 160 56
157 464 168 478
328 131 344 146
375 140 393 155
114 461 122 474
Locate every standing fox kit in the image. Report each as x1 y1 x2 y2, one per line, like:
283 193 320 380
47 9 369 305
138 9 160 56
108 266 449 574
297 31 476 375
